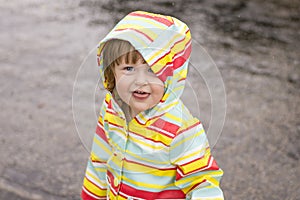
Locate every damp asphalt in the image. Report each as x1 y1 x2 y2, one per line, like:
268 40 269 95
0 0 299 199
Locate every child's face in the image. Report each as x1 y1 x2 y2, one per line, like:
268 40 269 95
114 59 164 117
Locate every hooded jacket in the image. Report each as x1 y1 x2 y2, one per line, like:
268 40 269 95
82 11 223 200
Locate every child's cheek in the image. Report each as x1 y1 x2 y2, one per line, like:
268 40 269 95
115 74 133 104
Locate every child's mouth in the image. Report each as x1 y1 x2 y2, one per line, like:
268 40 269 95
132 90 150 99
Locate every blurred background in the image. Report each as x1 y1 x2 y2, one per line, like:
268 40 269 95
0 0 299 199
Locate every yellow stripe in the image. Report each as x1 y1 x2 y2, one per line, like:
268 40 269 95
83 177 106 196
134 11 174 26
128 134 167 151
180 150 210 173
105 112 126 127
164 112 181 123
116 24 158 39
149 33 183 71
123 160 175 177
110 127 126 139
86 170 106 185
136 112 148 122
171 128 205 149
130 123 173 145
97 43 104 57
151 36 190 74
125 149 170 165
176 147 207 164
122 175 174 190
152 99 178 113
172 85 184 94
179 170 223 193
109 31 148 47
95 167 106 173
148 27 190 68
153 35 189 71
177 118 199 131
174 67 188 80
126 15 167 29
92 136 111 156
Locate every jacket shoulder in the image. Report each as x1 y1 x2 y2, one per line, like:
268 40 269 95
149 101 198 137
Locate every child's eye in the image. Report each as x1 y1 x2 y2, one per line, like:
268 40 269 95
124 66 134 71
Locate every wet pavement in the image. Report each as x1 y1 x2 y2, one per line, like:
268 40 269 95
0 0 299 199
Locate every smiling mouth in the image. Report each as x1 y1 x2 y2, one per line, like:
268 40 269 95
132 90 150 99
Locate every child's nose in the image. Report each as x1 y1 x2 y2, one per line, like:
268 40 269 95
134 70 148 85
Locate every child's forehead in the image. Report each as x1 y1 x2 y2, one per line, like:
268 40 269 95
118 51 146 64
118 56 147 65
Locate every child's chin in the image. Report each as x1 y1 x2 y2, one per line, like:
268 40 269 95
131 105 150 114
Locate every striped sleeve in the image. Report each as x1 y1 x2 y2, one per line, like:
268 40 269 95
81 103 112 200
169 120 224 200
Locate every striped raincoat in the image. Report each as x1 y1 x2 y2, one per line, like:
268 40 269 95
81 11 224 200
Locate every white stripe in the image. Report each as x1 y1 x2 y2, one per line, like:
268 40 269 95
82 186 105 199
172 146 206 165
177 157 214 177
156 40 191 77
125 151 172 168
147 125 174 137
109 185 118 196
173 124 204 143
92 161 106 168
97 122 104 131
113 28 152 44
106 108 117 114
119 191 146 200
129 132 169 150
146 25 187 63
86 169 106 189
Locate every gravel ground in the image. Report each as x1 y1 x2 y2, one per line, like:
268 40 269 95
0 0 299 199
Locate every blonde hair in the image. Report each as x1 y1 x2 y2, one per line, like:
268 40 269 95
102 39 146 93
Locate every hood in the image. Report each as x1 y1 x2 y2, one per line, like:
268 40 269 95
97 11 191 123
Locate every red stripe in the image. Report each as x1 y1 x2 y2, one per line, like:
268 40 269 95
151 29 190 68
146 126 174 139
160 98 166 103
187 179 206 193
82 179 106 199
133 112 165 125
106 109 123 119
128 129 171 146
164 40 191 70
95 124 109 143
90 159 106 164
176 154 219 179
157 41 191 82
104 98 109 105
97 57 100 66
119 181 185 199
176 121 201 135
107 99 112 109
209 159 220 171
108 121 124 128
115 28 153 42
107 170 119 192
81 188 100 200
129 12 173 27
178 77 186 82
180 148 209 168
152 118 180 133
124 158 176 171
85 176 107 191
151 33 191 81
151 32 187 69
118 192 128 199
